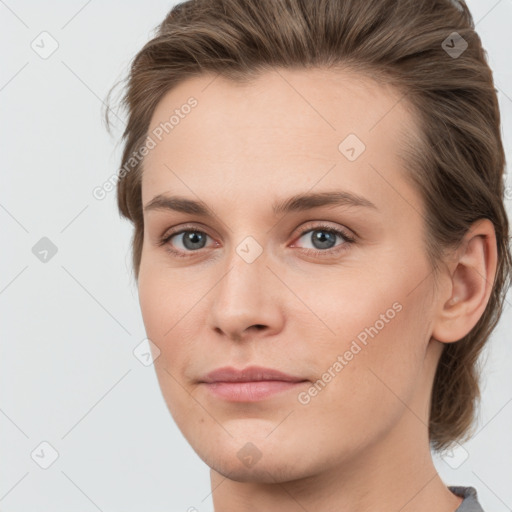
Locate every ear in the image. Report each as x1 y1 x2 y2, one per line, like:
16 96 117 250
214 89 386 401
431 218 498 344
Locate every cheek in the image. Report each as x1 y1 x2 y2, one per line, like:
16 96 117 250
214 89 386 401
137 268 202 385
137 261 190 340
137 271 198 425
292 304 427 462
289 267 404 354
138 275 167 341
322 289 430 424
308 259 432 408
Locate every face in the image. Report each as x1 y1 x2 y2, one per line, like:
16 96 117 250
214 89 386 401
138 68 442 482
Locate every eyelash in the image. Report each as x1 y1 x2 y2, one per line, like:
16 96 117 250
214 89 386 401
157 223 356 259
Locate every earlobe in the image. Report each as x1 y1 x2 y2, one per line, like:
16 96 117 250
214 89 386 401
431 218 498 344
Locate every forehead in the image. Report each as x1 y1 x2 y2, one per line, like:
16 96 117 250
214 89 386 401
142 67 420 214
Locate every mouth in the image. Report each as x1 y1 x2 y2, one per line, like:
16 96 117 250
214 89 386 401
198 365 309 402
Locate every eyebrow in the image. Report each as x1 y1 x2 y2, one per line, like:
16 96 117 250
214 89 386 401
143 190 378 217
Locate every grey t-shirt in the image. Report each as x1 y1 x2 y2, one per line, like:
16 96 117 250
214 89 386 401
450 486 485 511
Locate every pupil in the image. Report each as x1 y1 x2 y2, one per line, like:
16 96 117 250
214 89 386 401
184 231 206 250
313 230 336 249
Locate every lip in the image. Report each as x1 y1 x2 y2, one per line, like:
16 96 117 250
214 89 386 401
200 365 306 383
199 365 308 402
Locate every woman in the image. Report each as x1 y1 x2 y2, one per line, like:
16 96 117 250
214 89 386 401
106 0 511 510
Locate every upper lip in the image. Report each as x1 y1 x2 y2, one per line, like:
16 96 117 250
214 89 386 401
200 365 307 383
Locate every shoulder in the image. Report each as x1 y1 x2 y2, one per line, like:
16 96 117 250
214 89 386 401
449 486 486 512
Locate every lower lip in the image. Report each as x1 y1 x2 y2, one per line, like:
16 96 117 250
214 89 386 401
202 380 307 402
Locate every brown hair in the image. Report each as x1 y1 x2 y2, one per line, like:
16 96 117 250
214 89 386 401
105 0 511 452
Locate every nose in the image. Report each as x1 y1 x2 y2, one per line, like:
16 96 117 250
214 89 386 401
208 249 284 342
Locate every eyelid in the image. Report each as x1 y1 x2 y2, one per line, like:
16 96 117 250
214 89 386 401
159 222 216 243
158 223 218 251
290 220 355 245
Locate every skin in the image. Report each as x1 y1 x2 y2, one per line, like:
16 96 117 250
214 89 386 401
138 68 497 512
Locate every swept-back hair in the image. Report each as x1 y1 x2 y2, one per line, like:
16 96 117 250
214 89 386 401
105 0 511 452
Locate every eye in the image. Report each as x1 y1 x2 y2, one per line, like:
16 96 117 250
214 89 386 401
158 227 216 258
158 223 355 259
291 224 355 258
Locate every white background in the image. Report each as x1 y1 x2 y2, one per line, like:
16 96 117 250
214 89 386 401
1 1 511 511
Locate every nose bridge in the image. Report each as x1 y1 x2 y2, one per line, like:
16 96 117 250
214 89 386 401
208 235 282 337
217 238 269 308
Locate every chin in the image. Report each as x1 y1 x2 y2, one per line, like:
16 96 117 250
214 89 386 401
208 453 315 484
195 434 320 484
